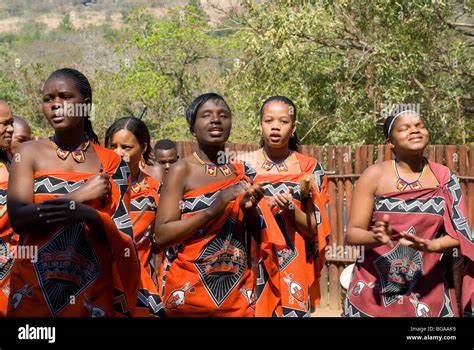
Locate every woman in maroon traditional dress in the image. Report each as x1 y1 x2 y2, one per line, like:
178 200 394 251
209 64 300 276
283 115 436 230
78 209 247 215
345 105 473 317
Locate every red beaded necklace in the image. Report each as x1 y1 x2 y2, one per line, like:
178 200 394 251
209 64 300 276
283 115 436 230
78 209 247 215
50 136 90 163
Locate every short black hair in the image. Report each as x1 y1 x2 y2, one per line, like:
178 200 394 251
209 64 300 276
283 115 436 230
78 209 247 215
13 115 31 133
186 93 230 133
154 139 176 152
259 95 300 151
104 116 152 165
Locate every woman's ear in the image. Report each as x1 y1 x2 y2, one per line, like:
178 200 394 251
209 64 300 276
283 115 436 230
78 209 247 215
142 142 148 154
387 138 395 149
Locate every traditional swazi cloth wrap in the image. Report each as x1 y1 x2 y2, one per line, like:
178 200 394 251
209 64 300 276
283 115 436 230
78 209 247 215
161 162 279 317
7 144 140 317
130 175 164 317
344 161 474 317
0 179 19 317
253 152 330 317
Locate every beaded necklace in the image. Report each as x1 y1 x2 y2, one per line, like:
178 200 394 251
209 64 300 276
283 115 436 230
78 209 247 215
392 159 427 191
193 151 233 177
261 149 292 172
49 136 90 163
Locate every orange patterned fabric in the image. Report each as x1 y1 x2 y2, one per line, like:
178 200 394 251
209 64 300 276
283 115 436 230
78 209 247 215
161 162 276 317
7 144 140 317
0 179 19 317
254 152 330 317
130 175 164 316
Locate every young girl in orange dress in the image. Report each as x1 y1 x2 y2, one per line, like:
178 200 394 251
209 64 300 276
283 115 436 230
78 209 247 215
105 116 164 317
245 96 330 317
7 68 140 317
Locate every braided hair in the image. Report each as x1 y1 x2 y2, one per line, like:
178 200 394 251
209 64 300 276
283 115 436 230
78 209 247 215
259 95 300 151
45 68 99 144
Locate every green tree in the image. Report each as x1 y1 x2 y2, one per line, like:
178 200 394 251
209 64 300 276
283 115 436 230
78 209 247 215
226 0 474 145
107 3 236 140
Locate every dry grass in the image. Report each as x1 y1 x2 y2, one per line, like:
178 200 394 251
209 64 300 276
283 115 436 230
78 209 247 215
0 0 237 34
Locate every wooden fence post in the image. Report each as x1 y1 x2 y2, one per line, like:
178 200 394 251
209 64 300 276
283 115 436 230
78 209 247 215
327 145 339 310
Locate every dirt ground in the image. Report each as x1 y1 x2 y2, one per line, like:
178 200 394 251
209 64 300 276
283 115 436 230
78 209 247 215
312 308 342 317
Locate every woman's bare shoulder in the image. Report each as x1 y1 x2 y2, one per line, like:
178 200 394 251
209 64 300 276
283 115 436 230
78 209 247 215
166 157 191 178
14 139 49 159
358 161 391 184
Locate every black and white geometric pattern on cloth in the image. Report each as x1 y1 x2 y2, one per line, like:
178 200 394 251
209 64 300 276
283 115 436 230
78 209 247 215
180 162 255 215
0 238 13 281
34 176 86 194
273 212 298 271
242 161 257 183
114 287 131 317
137 288 165 317
110 159 133 238
261 181 302 200
446 172 472 242
282 305 310 318
194 217 247 307
0 187 6 205
374 197 446 216
311 161 325 194
373 227 424 307
131 196 156 212
160 243 182 297
181 191 220 214
33 222 100 316
343 297 371 317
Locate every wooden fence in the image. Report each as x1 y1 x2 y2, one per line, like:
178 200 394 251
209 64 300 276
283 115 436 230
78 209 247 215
175 141 474 311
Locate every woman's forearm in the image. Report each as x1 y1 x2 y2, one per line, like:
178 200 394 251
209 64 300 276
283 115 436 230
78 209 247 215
62 190 89 203
428 235 460 253
8 203 48 236
346 227 385 250
291 203 317 239
155 209 216 246
243 207 262 243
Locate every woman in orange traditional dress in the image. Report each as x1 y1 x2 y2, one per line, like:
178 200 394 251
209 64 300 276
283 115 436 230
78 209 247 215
105 116 164 316
245 96 330 317
155 92 276 317
7 68 139 317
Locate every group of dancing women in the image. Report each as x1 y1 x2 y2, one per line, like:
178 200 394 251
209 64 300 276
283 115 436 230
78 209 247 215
0 68 472 318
